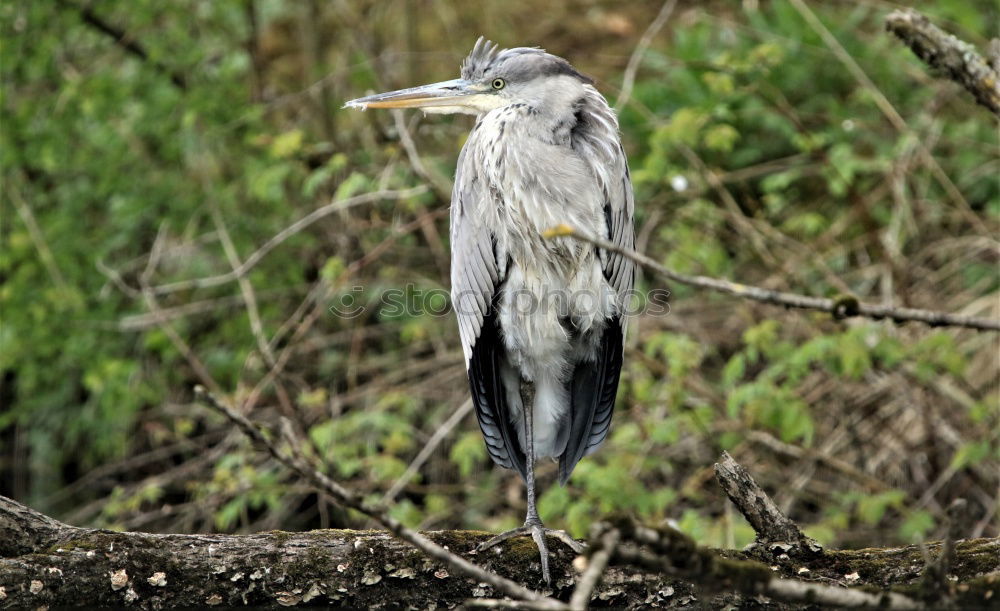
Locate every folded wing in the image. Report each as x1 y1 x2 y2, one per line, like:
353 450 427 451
559 87 635 483
451 140 527 479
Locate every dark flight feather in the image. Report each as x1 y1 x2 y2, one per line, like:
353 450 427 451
469 308 528 481
558 317 624 483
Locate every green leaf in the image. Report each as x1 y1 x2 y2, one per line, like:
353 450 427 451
657 107 709 147
950 441 990 470
449 432 486 477
898 510 935 542
215 497 244 531
303 166 333 197
702 72 735 96
270 129 304 158
333 171 370 201
856 490 905 525
703 124 740 153
722 353 746 388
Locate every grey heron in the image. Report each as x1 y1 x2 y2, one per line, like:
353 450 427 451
346 38 634 583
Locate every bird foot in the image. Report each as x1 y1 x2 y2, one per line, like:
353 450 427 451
475 521 585 584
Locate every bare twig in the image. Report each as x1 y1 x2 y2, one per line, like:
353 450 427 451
130 224 224 394
678 145 777 266
116 292 290 331
886 8 1000 116
763 577 921 609
615 0 678 112
747 430 888 492
568 525 621 611
193 386 562 608
389 110 450 276
544 224 1000 331
391 109 453 197
465 600 567 610
243 206 447 415
150 186 427 294
382 398 474 504
241 282 334 413
39 430 226 508
9 181 70 292
209 202 277 366
209 200 299 417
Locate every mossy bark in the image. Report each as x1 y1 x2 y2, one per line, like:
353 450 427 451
1 495 997 609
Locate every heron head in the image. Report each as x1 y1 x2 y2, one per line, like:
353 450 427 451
344 37 593 116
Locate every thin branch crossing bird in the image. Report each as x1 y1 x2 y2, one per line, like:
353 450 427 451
346 38 634 583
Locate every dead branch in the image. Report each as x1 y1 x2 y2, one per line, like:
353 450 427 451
568 525 621 610
608 518 924 610
544 225 1000 331
4 390 994 609
2 489 998 608
886 8 1000 116
381 398 474 504
0 495 573 609
191 386 560 608
714 451 822 558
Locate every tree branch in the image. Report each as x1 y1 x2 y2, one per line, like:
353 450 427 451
5 391 994 609
608 519 925 610
543 225 1000 331
568 525 620 610
885 8 1000 116
3 482 997 608
56 0 188 90
0 495 576 609
714 451 822 557
191 386 561 608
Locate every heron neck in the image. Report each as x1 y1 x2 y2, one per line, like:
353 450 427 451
520 76 585 119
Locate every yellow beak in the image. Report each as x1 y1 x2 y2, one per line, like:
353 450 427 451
344 79 485 110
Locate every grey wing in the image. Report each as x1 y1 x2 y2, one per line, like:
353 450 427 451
601 141 636 305
568 85 635 303
559 89 635 483
588 139 635 450
450 146 526 478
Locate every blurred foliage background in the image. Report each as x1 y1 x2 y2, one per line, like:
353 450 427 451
1 0 998 550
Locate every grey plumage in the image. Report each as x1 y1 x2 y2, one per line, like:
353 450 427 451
346 37 635 582
461 38 593 85
451 40 634 482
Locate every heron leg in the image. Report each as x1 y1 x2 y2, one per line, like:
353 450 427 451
474 383 584 584
520 384 556 583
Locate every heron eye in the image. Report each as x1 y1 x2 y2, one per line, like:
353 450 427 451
491 78 506 90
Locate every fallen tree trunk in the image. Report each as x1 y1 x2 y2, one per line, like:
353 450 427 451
1 495 997 609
